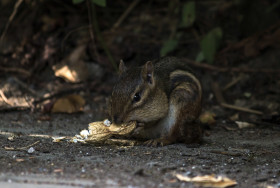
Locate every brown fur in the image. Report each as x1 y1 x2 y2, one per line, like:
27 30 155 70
109 57 202 146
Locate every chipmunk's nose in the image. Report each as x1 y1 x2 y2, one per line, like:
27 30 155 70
113 115 123 124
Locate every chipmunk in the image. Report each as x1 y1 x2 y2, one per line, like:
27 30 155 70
108 57 202 146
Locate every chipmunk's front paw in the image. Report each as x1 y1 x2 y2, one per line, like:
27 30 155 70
143 138 173 147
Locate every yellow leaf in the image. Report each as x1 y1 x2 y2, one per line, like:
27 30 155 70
199 111 216 125
52 45 89 83
53 62 88 83
51 94 85 113
176 174 237 188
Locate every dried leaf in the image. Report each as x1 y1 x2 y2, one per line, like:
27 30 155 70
53 65 78 83
176 174 237 188
53 62 88 83
235 121 255 129
53 169 63 173
199 111 216 125
52 137 66 142
16 158 25 162
229 113 239 121
51 94 85 113
53 45 89 83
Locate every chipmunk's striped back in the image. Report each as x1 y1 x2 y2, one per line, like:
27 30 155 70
152 57 202 100
170 69 202 101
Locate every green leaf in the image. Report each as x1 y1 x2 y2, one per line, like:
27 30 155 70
195 51 204 62
72 0 84 4
200 27 223 64
181 1 196 28
91 0 106 7
160 39 178 57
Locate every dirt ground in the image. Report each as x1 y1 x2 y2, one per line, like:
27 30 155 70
0 110 279 188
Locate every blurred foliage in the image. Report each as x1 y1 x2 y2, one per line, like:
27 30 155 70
0 0 279 68
199 27 223 64
72 0 106 7
160 0 280 64
181 1 195 28
72 0 117 70
160 39 179 57
238 0 279 36
160 1 196 57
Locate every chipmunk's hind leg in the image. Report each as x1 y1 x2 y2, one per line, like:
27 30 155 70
142 83 202 146
141 69 202 146
168 81 202 144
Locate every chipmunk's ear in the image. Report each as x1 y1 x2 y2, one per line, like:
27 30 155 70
141 61 154 85
119 59 127 75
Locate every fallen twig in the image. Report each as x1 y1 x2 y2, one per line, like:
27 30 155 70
12 77 40 97
88 1 117 71
220 103 263 115
223 74 245 91
210 149 242 157
112 0 141 29
0 0 24 42
0 90 13 106
211 82 226 103
33 83 92 105
211 81 263 115
0 66 31 77
182 58 280 74
0 106 30 112
4 140 40 151
219 21 280 54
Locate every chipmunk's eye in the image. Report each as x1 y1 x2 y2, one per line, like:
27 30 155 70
133 92 141 103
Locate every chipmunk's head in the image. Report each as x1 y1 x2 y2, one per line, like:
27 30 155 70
109 60 167 125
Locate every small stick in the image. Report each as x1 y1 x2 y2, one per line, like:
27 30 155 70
89 2 117 71
0 0 24 42
220 103 263 115
0 90 13 106
210 150 242 157
33 83 92 105
182 58 280 74
223 74 244 91
5 140 40 151
0 66 31 77
0 106 30 112
219 21 280 54
211 82 226 103
211 81 263 115
112 0 141 29
12 77 40 97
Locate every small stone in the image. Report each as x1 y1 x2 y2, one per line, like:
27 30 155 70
27 147 35 153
